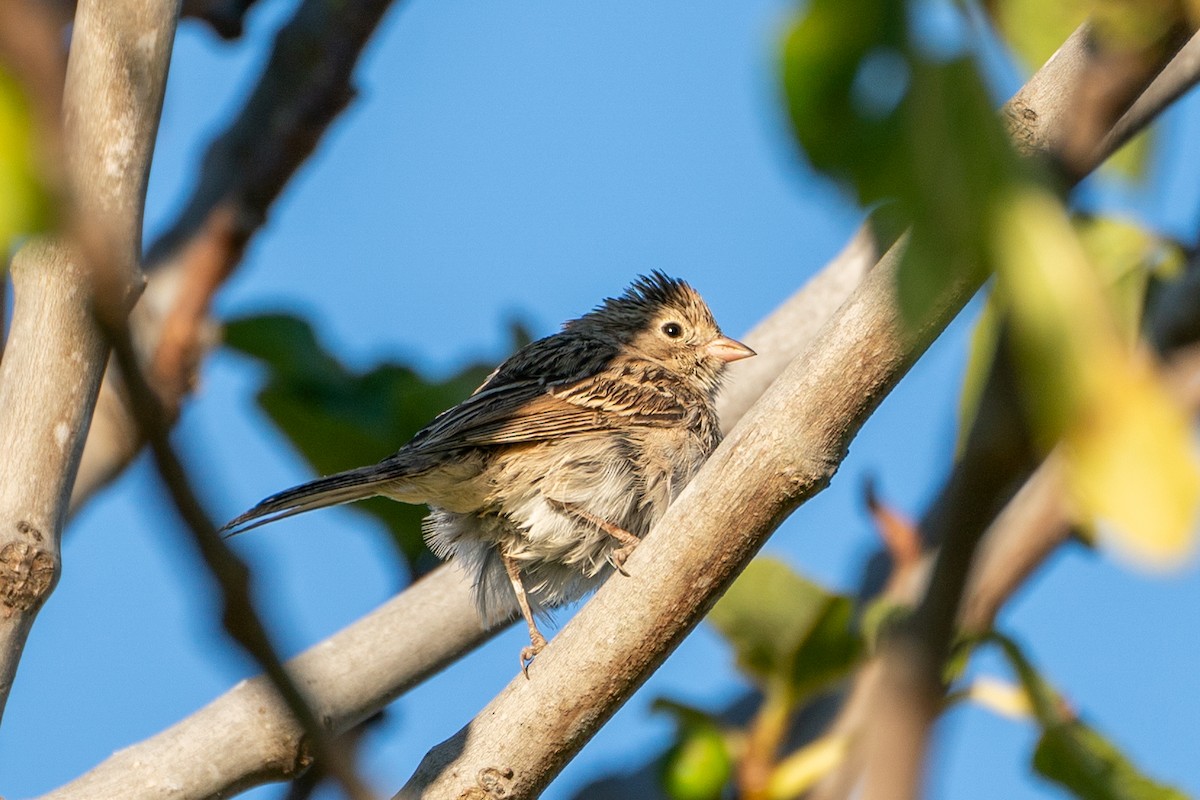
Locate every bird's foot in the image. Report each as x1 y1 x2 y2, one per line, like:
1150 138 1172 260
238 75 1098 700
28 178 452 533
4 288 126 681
520 631 548 678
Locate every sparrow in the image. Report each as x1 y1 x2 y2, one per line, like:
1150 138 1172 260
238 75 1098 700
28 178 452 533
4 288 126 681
222 272 754 671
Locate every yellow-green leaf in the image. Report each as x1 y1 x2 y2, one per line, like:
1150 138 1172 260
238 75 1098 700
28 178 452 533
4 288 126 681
1076 216 1182 341
0 65 54 261
766 734 849 800
991 187 1200 565
958 676 1035 721
984 0 1090 69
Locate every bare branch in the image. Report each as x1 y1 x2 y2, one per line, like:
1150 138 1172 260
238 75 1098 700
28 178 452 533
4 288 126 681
69 0 401 514
0 0 177 722
39 564 489 800
145 0 399 265
91 284 375 800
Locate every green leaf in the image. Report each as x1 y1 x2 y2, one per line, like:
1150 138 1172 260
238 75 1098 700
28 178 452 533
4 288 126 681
709 558 863 700
1034 722 1190 800
956 293 1002 454
988 633 1189 800
788 593 862 698
0 65 54 261
654 700 733 800
223 313 519 572
783 2 1022 326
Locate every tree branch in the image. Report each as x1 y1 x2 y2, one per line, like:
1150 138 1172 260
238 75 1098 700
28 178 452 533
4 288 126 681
860 19 1200 800
92 285 375 800
0 0 177 722
69 0 402 514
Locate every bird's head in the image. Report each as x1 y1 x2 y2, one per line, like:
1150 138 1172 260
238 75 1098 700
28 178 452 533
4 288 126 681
567 272 755 395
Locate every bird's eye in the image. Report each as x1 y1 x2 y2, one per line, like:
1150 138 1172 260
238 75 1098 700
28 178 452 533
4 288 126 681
661 322 683 339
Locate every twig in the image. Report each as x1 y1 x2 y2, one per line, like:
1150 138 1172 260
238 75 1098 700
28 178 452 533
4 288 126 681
149 205 245 404
69 0 403 514
144 0 400 266
181 0 267 39
92 290 376 800
1095 29 1200 168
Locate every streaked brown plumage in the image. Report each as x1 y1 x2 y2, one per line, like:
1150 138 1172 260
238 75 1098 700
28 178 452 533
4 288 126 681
222 273 754 670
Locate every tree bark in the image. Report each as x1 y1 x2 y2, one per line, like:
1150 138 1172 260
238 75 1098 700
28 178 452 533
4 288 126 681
0 0 178 721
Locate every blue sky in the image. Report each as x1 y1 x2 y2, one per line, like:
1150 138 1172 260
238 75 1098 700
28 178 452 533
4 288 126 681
2 1 1199 798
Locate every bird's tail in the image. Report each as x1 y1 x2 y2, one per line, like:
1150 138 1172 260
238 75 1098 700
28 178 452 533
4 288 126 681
220 464 401 537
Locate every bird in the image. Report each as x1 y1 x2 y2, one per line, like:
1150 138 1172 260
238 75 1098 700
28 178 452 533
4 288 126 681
222 272 755 672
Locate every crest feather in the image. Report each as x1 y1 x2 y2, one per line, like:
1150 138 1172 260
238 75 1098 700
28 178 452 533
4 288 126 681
564 271 701 335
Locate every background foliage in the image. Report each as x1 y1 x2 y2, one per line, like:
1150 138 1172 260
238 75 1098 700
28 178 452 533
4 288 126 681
2 1 1199 798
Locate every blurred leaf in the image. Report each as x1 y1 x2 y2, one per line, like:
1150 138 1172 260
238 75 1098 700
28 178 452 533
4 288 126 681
1104 127 1156 182
783 0 1021 326
654 700 734 800
991 189 1200 565
989 634 1189 800
984 0 1089 70
710 558 863 699
766 734 849 800
1076 216 1183 340
223 313 527 572
1035 723 1190 800
0 65 54 261
951 676 1035 721
859 597 910 651
958 215 1181 450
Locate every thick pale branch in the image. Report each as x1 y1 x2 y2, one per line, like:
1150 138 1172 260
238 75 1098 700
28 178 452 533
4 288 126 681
40 564 489 800
0 0 177 721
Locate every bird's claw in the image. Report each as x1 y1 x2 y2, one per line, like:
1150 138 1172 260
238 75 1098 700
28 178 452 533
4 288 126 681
520 632 548 678
607 544 636 577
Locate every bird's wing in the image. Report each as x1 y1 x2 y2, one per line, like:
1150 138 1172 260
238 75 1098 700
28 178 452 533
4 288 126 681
449 371 688 447
404 334 686 452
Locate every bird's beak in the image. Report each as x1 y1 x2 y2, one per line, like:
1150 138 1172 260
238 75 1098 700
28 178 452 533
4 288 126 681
706 336 756 363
